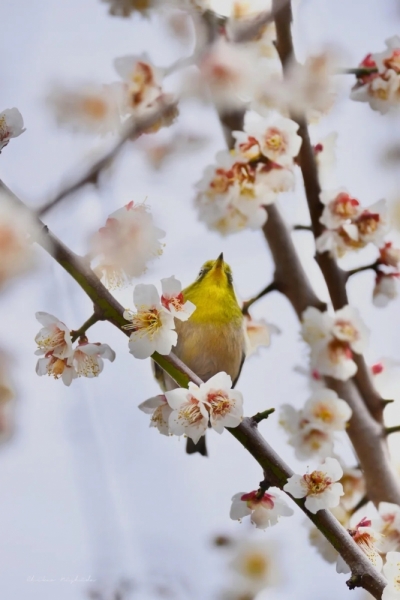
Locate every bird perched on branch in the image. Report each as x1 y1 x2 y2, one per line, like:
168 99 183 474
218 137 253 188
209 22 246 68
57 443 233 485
153 253 246 456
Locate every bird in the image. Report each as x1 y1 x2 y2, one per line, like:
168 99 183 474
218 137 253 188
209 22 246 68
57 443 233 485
153 253 246 456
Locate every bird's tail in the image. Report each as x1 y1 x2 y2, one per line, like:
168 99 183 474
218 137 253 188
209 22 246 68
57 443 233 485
186 436 208 456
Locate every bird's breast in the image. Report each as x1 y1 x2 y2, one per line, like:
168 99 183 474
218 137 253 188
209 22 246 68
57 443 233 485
173 319 245 383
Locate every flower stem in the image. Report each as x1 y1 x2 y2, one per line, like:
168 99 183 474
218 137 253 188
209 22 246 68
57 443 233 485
293 224 312 231
386 425 400 436
346 262 379 280
338 68 378 76
71 313 102 343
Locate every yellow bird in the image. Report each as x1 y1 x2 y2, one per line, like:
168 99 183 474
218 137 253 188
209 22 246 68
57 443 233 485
153 253 246 456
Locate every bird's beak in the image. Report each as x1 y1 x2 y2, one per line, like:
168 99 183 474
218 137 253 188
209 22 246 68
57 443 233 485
214 252 224 271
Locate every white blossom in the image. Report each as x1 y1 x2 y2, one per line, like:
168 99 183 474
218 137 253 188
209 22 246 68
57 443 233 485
124 283 177 359
114 53 164 116
0 195 41 289
319 188 361 230
383 552 400 600
302 388 352 432
336 517 383 573
340 466 366 511
36 355 77 387
165 372 243 442
230 539 280 592
230 488 293 529
234 111 301 166
165 384 209 444
331 305 370 354
244 316 279 356
0 108 25 152
47 83 123 133
138 394 172 436
379 242 400 268
284 457 344 514
375 502 400 553
373 274 398 307
92 201 165 289
72 342 115 378
35 312 73 359
161 275 196 321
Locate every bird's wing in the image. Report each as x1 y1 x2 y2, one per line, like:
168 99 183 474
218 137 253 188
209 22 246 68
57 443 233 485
151 359 167 392
232 350 246 389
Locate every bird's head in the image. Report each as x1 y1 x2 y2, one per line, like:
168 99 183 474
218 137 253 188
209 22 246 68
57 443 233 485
196 253 233 289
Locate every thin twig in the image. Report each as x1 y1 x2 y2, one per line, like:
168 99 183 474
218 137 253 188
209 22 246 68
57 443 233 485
242 282 277 315
71 313 102 343
346 262 379 280
36 99 178 217
293 224 312 231
385 425 400 436
339 68 378 76
350 495 369 516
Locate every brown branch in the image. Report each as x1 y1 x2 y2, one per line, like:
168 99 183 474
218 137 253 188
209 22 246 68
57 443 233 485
1 181 387 598
36 99 178 217
271 0 384 423
70 312 103 343
241 282 278 315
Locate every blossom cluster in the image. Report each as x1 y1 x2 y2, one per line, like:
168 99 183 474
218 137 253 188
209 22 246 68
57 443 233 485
123 276 195 359
301 305 369 381
34 313 115 386
91 200 165 289
316 188 388 259
230 487 293 530
351 36 400 114
279 388 352 460
195 111 300 235
139 371 243 442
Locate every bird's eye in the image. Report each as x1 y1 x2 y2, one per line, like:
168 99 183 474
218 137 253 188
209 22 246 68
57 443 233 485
198 268 205 278
226 272 233 284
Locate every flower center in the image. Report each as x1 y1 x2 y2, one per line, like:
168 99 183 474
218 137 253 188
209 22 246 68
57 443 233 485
179 398 204 426
264 128 285 153
356 212 380 235
207 391 232 417
0 116 9 141
244 553 269 578
81 97 108 120
327 339 352 363
384 49 400 73
47 357 67 378
313 403 334 423
332 193 359 218
36 328 65 352
304 470 331 495
125 308 162 339
334 320 358 342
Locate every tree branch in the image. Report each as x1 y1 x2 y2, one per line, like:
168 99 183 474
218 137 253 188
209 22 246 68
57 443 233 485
242 282 278 315
271 0 384 424
0 181 387 598
36 99 178 217
71 313 103 343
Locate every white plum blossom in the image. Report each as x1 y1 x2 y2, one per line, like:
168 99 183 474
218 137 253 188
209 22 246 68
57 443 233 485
36 355 77 387
234 111 302 166
382 552 400 600
48 83 123 133
195 150 270 235
351 37 400 114
165 372 243 443
340 466 366 511
195 39 260 110
336 517 383 573
302 388 352 432
72 341 116 378
91 201 165 289
123 283 177 359
0 108 25 152
379 242 400 268
0 195 42 289
138 394 172 436
35 312 73 360
301 306 369 381
230 488 293 529
373 274 398 307
161 276 196 321
165 384 209 444
374 502 400 553
279 403 335 460
319 188 361 230
230 539 280 592
317 196 389 258
114 54 164 117
244 315 279 356
284 457 344 514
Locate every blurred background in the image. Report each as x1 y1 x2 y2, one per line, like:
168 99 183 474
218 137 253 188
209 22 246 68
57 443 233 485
1 0 400 598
